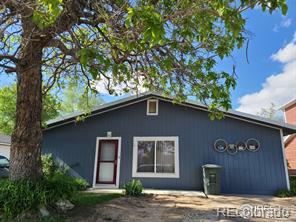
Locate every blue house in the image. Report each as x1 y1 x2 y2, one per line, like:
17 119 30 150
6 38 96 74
43 92 296 195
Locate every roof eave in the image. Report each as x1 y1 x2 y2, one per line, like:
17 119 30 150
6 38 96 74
45 92 296 135
46 92 155 128
280 98 296 111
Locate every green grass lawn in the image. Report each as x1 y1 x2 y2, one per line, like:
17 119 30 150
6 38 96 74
71 192 123 206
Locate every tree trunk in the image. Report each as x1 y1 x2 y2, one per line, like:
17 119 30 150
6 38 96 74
9 42 43 181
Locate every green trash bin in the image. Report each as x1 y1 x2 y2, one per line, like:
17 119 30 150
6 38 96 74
202 164 221 195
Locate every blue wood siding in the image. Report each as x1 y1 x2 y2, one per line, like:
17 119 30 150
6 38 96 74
43 99 288 195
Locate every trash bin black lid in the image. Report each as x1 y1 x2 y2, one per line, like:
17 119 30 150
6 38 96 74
202 164 221 168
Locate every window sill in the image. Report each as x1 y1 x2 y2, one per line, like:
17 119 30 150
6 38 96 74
132 172 180 178
146 113 158 116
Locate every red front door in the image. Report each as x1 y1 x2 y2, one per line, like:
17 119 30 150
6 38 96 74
96 140 118 184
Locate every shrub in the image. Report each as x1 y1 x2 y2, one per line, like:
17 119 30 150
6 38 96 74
41 153 88 191
289 177 296 195
41 154 57 177
73 177 89 191
0 154 90 218
0 179 39 218
0 172 79 218
276 177 296 197
40 172 78 204
123 179 143 196
275 189 291 198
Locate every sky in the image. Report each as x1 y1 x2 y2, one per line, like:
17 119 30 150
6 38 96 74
1 1 296 115
223 0 296 114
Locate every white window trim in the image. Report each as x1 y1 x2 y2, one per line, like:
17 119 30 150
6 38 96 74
132 136 179 178
92 137 122 188
146 99 159 116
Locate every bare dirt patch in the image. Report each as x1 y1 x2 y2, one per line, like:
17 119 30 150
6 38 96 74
70 194 296 222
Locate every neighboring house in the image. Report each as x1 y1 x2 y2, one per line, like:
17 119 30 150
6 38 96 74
0 134 11 159
281 99 296 177
43 92 296 195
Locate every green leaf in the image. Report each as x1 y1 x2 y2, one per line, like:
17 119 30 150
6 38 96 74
281 3 288 15
33 0 64 29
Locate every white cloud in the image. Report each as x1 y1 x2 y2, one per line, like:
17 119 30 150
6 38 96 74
281 18 292 28
273 25 279 32
91 72 148 95
273 17 292 32
237 32 296 115
271 33 296 63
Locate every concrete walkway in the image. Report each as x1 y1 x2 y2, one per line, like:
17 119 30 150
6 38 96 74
86 188 206 197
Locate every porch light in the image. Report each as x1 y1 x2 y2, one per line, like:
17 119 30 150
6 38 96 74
107 131 112 137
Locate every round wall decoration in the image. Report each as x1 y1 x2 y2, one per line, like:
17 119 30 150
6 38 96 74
246 138 260 152
227 144 237 155
236 141 246 151
214 139 228 152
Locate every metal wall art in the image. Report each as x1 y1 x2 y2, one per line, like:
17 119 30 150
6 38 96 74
213 139 228 152
246 138 260 152
227 144 237 155
214 138 260 155
236 141 246 151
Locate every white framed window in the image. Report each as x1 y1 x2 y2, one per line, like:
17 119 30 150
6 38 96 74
132 137 179 178
146 99 158 115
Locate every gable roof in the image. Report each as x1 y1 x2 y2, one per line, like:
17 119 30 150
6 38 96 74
46 91 296 136
280 98 296 110
0 134 11 145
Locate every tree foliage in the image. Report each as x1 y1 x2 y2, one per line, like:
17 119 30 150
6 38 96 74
0 84 60 135
0 0 288 181
59 80 104 115
0 82 103 135
0 0 287 117
257 102 284 121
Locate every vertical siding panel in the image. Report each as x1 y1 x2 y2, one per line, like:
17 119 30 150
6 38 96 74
276 135 286 189
260 134 269 192
43 99 288 194
264 136 274 191
237 125 247 191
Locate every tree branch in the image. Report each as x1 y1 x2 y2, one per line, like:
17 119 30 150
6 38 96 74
45 39 79 61
0 54 18 63
0 63 16 73
42 0 89 39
